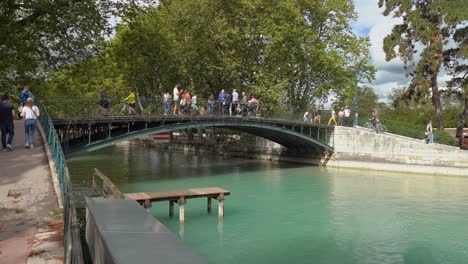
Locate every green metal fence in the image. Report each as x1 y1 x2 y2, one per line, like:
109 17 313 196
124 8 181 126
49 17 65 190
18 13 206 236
35 97 84 264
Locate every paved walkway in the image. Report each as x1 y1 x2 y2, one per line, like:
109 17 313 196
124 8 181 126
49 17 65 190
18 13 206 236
0 120 63 264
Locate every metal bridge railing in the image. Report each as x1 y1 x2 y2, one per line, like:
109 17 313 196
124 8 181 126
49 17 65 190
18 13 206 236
41 96 333 122
35 97 84 264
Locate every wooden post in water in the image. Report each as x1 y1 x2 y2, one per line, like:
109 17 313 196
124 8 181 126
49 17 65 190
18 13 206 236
169 201 174 217
143 199 152 209
207 197 212 213
217 193 224 218
178 197 186 223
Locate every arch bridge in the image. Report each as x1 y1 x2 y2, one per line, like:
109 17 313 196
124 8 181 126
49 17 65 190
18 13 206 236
51 115 335 158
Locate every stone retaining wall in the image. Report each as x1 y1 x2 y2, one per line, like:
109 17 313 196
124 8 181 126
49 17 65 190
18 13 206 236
328 126 468 176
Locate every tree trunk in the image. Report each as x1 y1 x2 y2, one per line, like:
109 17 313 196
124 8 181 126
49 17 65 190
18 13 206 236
431 75 444 130
456 98 468 138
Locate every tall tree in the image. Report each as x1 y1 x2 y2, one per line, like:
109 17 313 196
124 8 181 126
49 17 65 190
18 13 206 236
0 0 115 87
444 25 468 138
379 0 466 130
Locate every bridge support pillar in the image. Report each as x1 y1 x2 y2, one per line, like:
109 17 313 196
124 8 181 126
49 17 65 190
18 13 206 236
207 197 212 213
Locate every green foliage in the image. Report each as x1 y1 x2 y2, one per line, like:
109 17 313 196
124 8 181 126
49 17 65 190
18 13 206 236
378 119 456 146
0 1 115 88
38 0 374 112
379 0 468 130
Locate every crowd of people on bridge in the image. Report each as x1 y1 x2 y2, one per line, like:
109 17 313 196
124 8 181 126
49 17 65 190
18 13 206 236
99 85 263 117
0 86 40 151
166 85 262 117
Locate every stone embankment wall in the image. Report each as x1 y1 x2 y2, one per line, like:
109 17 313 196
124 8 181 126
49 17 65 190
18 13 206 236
328 126 468 176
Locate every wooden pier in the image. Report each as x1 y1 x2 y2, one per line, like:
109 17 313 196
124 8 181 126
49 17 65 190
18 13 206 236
92 169 230 223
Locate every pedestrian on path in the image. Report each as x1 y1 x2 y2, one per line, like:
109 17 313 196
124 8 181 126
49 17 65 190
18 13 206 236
0 94 15 151
344 106 351 127
426 120 434 144
338 107 344 126
21 98 40 149
328 108 337 125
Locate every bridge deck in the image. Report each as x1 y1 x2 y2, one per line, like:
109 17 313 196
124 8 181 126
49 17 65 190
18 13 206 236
124 187 230 202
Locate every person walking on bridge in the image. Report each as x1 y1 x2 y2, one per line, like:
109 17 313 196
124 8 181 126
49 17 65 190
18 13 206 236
21 98 40 149
344 106 351 127
173 84 181 116
218 89 226 115
124 89 137 115
208 94 214 115
0 94 15 151
20 85 30 108
328 108 337 125
232 89 239 115
99 90 109 116
338 108 344 126
163 91 171 116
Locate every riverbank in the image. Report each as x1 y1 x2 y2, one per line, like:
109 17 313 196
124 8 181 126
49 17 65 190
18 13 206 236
137 127 468 176
329 126 468 176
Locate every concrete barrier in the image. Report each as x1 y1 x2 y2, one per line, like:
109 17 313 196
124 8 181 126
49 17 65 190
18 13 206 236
328 126 468 176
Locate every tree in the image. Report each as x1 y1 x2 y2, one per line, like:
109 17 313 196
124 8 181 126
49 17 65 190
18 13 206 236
0 0 114 87
379 0 467 130
443 25 468 138
112 0 374 111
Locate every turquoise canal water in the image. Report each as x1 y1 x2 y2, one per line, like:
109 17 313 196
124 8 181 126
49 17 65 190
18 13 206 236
68 142 468 264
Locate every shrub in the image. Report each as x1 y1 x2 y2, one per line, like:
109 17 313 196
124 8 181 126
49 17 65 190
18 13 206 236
381 119 456 146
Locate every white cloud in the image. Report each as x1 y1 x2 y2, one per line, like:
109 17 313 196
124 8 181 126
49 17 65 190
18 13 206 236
352 1 452 100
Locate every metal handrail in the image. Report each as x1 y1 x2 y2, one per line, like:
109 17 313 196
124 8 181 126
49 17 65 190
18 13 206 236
35 97 84 264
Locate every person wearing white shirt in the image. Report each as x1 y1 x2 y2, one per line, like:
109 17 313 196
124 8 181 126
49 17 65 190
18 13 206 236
173 85 180 115
232 89 239 115
21 98 40 149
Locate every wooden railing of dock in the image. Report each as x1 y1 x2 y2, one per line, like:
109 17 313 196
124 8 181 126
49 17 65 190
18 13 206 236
92 168 124 199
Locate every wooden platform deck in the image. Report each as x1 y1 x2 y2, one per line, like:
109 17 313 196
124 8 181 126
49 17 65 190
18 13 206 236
92 169 230 223
124 187 230 202
124 187 230 223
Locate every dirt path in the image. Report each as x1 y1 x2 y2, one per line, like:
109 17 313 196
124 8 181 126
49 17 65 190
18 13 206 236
0 120 63 264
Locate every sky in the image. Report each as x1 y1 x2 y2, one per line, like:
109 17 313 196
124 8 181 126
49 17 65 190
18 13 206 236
350 0 409 100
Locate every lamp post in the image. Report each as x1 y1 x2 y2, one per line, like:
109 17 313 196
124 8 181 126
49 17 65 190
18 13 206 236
352 73 359 127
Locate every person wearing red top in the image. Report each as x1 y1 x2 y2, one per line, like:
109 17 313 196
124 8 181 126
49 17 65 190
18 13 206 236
184 90 191 114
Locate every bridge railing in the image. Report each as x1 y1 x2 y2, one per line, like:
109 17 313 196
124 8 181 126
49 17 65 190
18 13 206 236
35 97 84 264
41 96 333 123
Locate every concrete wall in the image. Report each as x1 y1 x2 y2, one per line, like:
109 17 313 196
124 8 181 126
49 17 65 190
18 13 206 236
328 126 468 176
